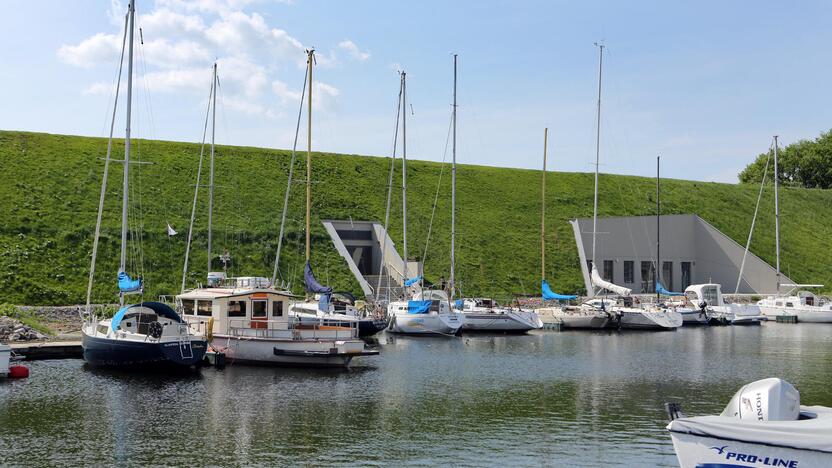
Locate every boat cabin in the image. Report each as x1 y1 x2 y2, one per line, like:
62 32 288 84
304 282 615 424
177 278 295 337
684 284 725 307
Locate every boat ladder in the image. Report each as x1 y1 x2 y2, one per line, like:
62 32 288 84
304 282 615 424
178 325 194 360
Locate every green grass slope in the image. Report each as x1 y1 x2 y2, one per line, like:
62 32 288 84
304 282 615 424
1 130 831 305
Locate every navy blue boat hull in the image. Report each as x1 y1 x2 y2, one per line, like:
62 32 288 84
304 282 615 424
82 333 207 370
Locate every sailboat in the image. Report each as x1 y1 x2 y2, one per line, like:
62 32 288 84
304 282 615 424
386 66 464 336
177 51 378 366
431 57 541 333
584 43 681 331
81 0 207 369
535 128 609 329
755 136 832 322
636 156 686 328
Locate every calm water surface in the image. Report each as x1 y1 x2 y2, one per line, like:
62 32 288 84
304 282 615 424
1 323 831 467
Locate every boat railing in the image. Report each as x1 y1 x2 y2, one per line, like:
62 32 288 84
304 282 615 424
225 317 358 340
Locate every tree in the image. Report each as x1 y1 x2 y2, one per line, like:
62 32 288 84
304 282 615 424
739 130 832 189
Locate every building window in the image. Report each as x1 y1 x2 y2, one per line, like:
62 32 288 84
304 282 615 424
228 300 246 317
272 300 284 317
641 261 655 293
252 300 267 318
623 261 634 284
603 260 614 283
182 300 195 315
197 300 212 316
662 261 673 291
681 262 692 289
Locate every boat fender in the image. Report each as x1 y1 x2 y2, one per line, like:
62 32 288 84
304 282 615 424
206 317 214 341
148 321 163 339
8 365 29 379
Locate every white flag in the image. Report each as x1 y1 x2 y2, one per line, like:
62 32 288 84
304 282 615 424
167 223 178 236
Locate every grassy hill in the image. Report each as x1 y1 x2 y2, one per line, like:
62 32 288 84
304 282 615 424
1 130 831 306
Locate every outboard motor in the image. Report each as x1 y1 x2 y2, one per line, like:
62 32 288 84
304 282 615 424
720 378 800 421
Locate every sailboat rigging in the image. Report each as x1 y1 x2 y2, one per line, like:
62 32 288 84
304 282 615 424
82 0 207 369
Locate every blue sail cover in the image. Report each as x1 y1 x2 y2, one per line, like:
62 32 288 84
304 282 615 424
454 299 464 310
404 276 422 287
542 280 577 300
118 271 142 293
656 282 685 296
407 300 432 314
111 301 183 332
304 262 333 294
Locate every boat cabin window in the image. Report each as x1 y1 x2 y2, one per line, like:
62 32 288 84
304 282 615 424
182 300 195 315
776 301 784 307
252 300 267 318
272 300 284 317
228 300 246 317
805 296 814 306
97 324 109 335
197 300 212 316
786 302 794 308
702 287 719 306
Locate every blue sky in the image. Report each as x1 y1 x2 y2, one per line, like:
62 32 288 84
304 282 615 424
1 0 831 183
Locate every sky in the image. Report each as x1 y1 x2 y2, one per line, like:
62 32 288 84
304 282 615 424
1 0 831 183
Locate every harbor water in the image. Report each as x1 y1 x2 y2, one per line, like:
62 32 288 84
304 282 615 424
1 323 831 466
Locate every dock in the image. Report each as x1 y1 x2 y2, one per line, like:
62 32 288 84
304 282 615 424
9 341 82 360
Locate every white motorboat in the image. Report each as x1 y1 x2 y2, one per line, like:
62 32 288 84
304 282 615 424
178 275 377 367
0 344 10 377
387 289 464 335
686 283 765 325
758 291 832 323
457 298 542 332
667 378 832 468
290 292 387 337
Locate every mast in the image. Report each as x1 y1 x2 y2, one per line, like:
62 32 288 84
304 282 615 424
773 135 781 292
305 49 314 267
119 0 136 306
591 43 604 274
401 72 408 278
450 55 457 299
207 62 217 274
656 155 660 301
541 128 548 281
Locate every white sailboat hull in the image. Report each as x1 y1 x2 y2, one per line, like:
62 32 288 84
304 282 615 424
670 430 830 468
387 312 463 335
618 308 683 330
540 307 610 329
460 310 542 332
760 305 832 323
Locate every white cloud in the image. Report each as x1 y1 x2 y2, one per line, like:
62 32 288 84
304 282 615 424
57 33 121 68
337 40 370 62
61 0 356 117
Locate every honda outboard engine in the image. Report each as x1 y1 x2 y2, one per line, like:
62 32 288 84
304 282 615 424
720 378 800 421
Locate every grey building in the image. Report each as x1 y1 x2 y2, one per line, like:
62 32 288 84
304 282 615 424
570 214 789 296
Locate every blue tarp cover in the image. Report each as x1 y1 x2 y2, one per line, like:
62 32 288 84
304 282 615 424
407 300 432 314
404 276 422 287
656 282 685 296
118 271 142 293
304 262 333 294
111 301 183 332
318 293 331 312
454 299 464 310
542 280 577 300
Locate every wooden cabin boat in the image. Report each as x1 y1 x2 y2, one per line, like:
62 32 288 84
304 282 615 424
178 275 378 368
